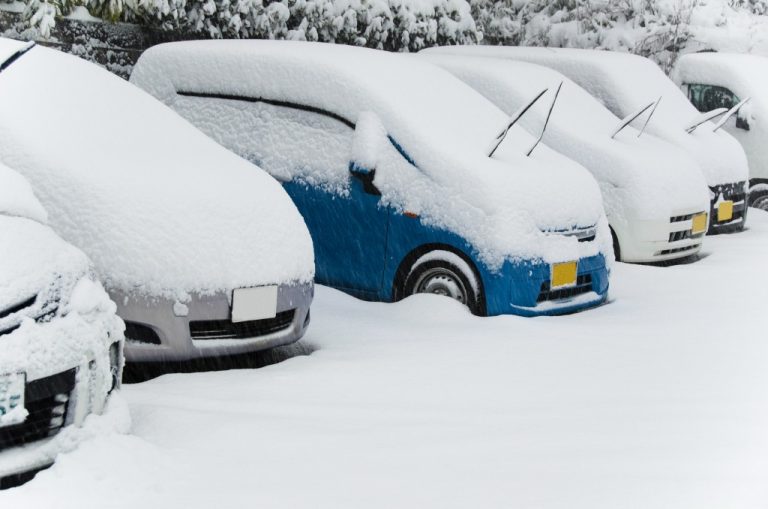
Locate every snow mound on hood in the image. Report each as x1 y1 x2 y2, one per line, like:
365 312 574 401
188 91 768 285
131 40 609 268
421 54 710 222
423 45 749 188
0 162 47 224
0 40 314 299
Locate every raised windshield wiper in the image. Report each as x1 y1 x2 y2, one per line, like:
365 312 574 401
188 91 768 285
611 99 657 139
0 41 35 74
487 87 548 158
526 81 563 157
685 108 728 134
636 96 661 138
712 97 751 132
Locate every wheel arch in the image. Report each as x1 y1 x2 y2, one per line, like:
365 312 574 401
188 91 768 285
391 243 487 316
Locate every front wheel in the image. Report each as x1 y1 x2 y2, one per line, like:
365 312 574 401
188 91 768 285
750 189 768 211
401 250 483 315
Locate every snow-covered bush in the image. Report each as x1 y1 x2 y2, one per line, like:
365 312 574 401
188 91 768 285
7 0 478 50
470 0 699 70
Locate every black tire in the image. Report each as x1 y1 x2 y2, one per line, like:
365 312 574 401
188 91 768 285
401 251 483 315
610 226 621 262
750 189 768 211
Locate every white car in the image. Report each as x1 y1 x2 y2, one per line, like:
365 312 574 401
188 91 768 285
130 40 613 317
673 52 768 211
426 46 751 234
0 163 123 489
0 38 315 363
421 54 710 263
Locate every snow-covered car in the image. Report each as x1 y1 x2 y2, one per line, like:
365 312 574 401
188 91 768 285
131 40 612 317
0 162 123 489
0 38 314 362
420 54 711 263
672 52 768 211
426 46 750 234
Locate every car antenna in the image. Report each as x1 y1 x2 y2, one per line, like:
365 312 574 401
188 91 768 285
611 100 655 139
488 87 548 158
526 81 563 157
712 97 751 132
637 96 661 138
0 41 35 74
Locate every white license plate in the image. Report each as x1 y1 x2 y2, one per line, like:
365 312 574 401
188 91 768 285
232 286 278 323
0 372 26 427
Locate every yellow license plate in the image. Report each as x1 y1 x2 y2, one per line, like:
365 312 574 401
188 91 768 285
551 261 578 289
691 213 708 234
718 201 734 222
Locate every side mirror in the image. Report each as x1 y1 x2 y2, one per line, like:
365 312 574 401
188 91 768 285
350 112 386 196
736 111 751 131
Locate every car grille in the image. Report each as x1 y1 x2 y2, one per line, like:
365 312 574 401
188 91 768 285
710 182 748 229
189 310 295 340
669 213 696 223
0 368 75 450
656 244 700 256
668 229 705 242
537 275 593 303
545 226 596 243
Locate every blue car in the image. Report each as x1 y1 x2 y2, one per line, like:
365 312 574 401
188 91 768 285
131 40 611 316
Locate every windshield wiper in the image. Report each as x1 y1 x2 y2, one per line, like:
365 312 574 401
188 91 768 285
526 81 563 157
636 96 661 138
488 87 548 158
611 100 656 139
685 108 728 134
713 97 751 132
0 41 35 74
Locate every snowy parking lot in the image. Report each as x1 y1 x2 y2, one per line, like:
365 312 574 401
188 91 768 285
3 211 768 508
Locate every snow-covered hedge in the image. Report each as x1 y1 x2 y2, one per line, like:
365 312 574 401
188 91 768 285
4 0 768 74
6 0 479 50
470 0 699 72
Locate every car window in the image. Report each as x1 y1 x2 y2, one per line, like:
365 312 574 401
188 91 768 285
174 94 355 193
687 84 740 113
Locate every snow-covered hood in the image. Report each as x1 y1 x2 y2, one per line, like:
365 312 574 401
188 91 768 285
423 45 749 188
0 215 90 337
420 54 710 221
131 40 608 269
0 161 47 223
0 40 314 300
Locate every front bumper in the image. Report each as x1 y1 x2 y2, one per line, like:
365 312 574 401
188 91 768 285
117 282 313 363
0 340 122 488
484 254 610 317
618 209 707 263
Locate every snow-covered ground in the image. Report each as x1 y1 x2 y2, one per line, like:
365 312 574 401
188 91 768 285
4 211 768 508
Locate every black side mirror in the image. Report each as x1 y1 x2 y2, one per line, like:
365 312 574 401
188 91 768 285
736 115 750 131
349 163 381 196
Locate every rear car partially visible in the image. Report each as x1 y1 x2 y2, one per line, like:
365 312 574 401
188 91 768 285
0 163 123 489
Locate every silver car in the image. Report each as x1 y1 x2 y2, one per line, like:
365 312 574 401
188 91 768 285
0 39 315 362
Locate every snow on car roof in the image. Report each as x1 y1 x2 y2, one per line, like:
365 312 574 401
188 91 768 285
132 40 512 165
0 161 47 224
420 54 710 219
132 40 610 268
674 52 768 100
425 46 698 127
424 45 749 187
0 40 314 299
